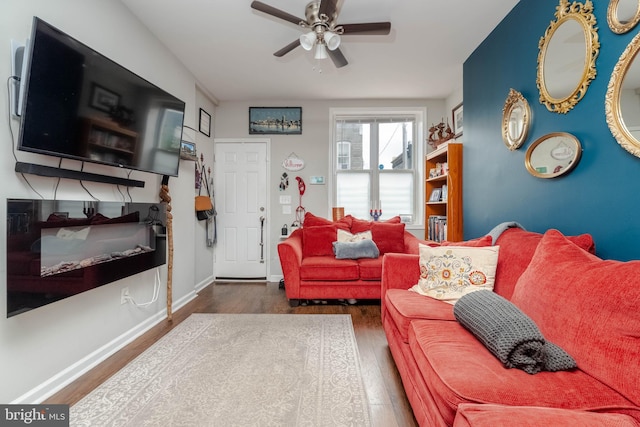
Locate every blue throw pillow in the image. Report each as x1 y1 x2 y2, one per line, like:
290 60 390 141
332 239 380 259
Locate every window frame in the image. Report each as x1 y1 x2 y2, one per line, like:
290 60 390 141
329 107 426 227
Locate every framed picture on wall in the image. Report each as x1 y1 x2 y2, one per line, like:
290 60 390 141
199 108 211 137
249 107 302 135
180 140 197 161
452 103 463 138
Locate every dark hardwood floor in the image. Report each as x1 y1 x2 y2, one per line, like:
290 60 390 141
46 281 418 427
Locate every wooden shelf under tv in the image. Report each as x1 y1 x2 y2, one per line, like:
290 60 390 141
425 142 463 242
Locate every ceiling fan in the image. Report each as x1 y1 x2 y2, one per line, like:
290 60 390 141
250 0 391 68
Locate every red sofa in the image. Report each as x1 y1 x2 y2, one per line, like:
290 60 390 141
381 227 640 426
278 213 426 306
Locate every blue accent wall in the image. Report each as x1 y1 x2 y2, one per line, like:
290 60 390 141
463 0 640 261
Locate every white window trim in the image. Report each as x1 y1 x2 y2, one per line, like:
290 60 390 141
328 107 426 228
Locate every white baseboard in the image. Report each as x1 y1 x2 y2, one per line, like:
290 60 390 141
12 290 197 404
195 275 214 293
269 274 283 283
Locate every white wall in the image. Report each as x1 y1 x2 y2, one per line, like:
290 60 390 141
0 0 201 403
214 99 446 278
192 88 216 289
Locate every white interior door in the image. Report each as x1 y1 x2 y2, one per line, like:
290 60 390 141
213 139 268 279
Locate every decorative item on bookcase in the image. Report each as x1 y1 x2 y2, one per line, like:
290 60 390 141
428 188 442 203
427 120 455 149
441 184 448 202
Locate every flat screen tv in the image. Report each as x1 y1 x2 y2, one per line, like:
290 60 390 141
17 17 185 177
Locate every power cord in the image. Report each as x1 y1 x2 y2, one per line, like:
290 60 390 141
6 75 44 199
123 269 161 307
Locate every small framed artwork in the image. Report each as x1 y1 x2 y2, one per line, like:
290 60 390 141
180 140 197 161
199 108 211 137
452 102 464 138
429 188 442 202
89 83 120 112
249 107 302 135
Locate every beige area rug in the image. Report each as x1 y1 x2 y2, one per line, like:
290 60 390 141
70 314 371 426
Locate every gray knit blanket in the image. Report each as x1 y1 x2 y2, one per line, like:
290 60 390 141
453 290 577 374
486 221 526 245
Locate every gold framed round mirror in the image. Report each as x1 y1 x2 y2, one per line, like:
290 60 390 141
605 30 640 158
501 89 531 150
607 0 640 34
536 0 599 114
525 132 582 178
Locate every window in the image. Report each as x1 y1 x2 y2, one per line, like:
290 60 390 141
330 108 425 224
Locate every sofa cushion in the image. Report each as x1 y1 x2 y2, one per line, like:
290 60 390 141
300 256 359 281
303 212 333 227
302 225 340 257
441 235 492 247
454 403 640 427
336 229 372 242
409 320 636 426
371 222 405 254
357 257 383 280
511 229 640 406
385 289 455 342
492 228 595 300
303 212 351 229
350 215 401 233
410 245 499 304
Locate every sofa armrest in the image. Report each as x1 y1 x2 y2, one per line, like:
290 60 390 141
454 404 640 427
381 253 420 321
277 229 303 301
402 231 435 254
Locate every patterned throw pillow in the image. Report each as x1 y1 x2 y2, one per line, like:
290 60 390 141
410 244 500 305
336 229 372 243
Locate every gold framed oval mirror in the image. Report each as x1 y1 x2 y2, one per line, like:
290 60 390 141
605 30 640 158
525 132 582 178
502 89 531 150
607 0 640 34
536 0 599 114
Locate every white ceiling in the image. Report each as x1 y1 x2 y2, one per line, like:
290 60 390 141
121 0 519 102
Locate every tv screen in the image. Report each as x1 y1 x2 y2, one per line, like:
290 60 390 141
17 17 185 177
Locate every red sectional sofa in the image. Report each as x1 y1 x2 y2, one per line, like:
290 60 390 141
278 213 426 306
381 227 640 426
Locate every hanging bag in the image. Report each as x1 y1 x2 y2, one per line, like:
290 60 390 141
195 165 214 221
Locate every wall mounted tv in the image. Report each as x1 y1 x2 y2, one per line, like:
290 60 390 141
17 17 185 177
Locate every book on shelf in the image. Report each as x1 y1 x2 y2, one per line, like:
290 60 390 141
428 215 447 242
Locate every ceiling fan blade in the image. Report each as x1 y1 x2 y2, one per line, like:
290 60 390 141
251 1 304 26
340 22 391 35
328 47 348 68
274 39 301 57
318 0 342 24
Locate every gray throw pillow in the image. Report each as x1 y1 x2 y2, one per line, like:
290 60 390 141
332 239 380 260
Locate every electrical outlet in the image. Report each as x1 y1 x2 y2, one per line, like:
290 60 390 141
121 287 130 305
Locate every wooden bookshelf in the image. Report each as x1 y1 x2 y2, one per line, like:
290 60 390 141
425 142 463 242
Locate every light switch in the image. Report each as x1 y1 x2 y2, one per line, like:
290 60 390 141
282 205 292 214
279 195 292 204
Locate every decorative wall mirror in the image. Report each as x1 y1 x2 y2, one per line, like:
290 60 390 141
525 132 582 178
501 89 531 150
536 0 599 114
607 0 640 34
605 31 640 158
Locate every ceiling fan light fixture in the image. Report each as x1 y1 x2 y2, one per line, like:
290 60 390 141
324 31 341 51
300 31 316 51
314 42 328 59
